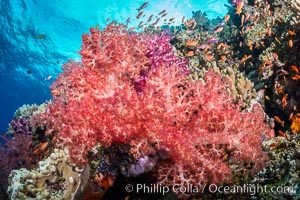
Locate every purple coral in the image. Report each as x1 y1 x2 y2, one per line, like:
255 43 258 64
10 117 32 135
231 0 243 6
0 133 33 190
134 33 189 93
146 32 189 74
129 155 158 176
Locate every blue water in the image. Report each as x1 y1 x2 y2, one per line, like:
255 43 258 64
0 0 228 133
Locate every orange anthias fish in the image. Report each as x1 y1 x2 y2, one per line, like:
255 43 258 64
288 39 293 48
292 75 300 80
136 11 144 19
274 116 285 127
214 26 223 33
40 141 49 151
51 89 60 97
288 30 296 36
291 65 299 73
186 51 195 57
235 2 243 15
185 40 198 46
223 15 230 22
236 1 244 10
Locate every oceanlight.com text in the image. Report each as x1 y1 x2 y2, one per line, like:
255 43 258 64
208 184 295 196
125 183 295 196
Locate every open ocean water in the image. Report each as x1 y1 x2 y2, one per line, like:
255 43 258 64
0 0 227 134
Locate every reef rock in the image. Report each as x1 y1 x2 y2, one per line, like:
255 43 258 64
7 148 90 200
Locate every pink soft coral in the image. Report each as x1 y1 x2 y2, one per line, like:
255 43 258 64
45 23 273 187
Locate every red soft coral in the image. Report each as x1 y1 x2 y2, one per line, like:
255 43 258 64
44 23 273 188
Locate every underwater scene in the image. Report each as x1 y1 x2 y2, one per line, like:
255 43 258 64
0 0 300 199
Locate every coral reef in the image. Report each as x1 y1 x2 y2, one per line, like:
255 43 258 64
38 22 274 199
8 148 90 200
0 103 53 193
291 0 300 25
4 0 300 199
251 135 300 199
0 133 33 191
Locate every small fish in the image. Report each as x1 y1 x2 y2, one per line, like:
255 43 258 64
236 8 242 16
236 1 244 11
240 14 245 27
169 17 175 21
274 37 281 44
51 89 60 97
37 35 46 39
273 52 278 61
245 12 250 22
40 141 49 151
125 195 130 200
147 15 153 22
138 24 144 29
218 21 226 27
289 113 294 121
186 51 195 57
27 70 32 74
161 13 167 17
136 11 144 19
291 65 299 73
288 30 296 36
137 2 149 12
292 75 300 80
185 40 198 46
214 26 223 33
197 43 209 50
204 55 214 61
126 17 131 23
220 55 227 62
274 116 285 127
239 41 243 47
249 44 253 51
105 18 110 23
207 38 218 43
277 130 285 137
152 18 160 26
271 16 275 26
158 9 166 15
45 75 52 81
223 15 230 22
182 16 185 24
282 94 288 107
265 95 270 100
288 39 293 48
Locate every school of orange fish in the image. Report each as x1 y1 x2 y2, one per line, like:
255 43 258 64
124 1 300 141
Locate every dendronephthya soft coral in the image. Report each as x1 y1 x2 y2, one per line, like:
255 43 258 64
42 22 274 197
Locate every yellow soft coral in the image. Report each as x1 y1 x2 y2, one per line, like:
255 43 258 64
290 113 300 134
